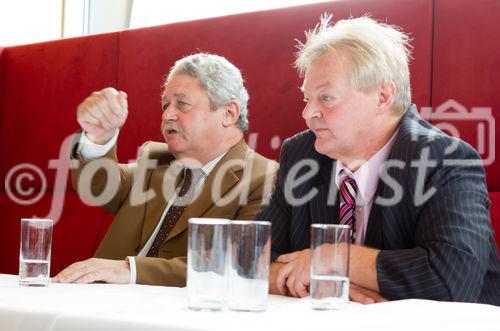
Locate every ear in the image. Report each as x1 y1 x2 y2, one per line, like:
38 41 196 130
221 101 241 127
376 81 397 114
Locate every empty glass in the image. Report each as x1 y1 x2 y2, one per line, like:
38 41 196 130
186 218 229 311
228 220 271 312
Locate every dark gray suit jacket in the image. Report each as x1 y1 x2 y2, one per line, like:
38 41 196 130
257 105 500 305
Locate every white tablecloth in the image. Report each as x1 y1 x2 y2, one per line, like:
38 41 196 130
0 274 499 331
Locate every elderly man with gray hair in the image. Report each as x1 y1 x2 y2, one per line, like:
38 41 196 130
53 53 278 286
259 15 500 305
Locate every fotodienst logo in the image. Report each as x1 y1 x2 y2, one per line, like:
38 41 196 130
420 99 495 166
3 101 495 223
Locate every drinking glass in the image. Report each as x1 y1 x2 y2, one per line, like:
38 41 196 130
228 220 271 312
19 218 53 287
187 218 229 311
310 223 351 310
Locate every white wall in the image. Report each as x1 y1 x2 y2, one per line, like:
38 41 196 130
0 0 132 46
0 0 63 46
0 0 328 46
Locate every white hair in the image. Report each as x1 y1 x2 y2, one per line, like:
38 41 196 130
295 14 413 115
166 53 250 132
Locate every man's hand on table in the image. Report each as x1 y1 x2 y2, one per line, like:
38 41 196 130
269 262 289 295
52 258 130 284
275 249 311 298
349 283 388 304
272 249 388 304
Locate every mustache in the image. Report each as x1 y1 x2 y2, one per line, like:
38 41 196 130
162 122 182 135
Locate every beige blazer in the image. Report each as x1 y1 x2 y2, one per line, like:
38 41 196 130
71 138 278 286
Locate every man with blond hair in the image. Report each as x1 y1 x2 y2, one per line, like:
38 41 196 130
53 53 277 286
259 15 500 305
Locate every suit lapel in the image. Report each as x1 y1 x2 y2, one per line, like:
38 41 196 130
364 184 384 248
166 140 248 240
309 158 339 224
365 131 409 249
364 106 418 249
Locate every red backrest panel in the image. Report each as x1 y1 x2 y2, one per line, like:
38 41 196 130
0 33 120 192
116 0 433 162
432 0 500 191
0 34 119 274
0 193 107 275
0 46 3 136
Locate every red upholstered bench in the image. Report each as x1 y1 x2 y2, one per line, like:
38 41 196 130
0 0 497 276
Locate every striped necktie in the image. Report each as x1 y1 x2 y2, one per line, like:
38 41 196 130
339 172 358 243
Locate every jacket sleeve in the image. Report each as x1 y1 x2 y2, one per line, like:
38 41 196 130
377 139 492 302
255 139 293 261
134 256 188 287
71 133 146 215
234 157 279 220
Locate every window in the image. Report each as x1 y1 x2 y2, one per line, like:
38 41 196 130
0 0 328 46
0 0 63 46
130 0 329 28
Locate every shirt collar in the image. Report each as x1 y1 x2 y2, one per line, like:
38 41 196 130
335 129 398 203
185 151 228 179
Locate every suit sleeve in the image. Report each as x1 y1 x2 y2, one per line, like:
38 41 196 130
133 256 187 286
71 134 149 215
234 158 279 220
377 139 492 302
255 139 293 260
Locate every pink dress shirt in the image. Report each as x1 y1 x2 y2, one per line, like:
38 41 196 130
334 131 397 245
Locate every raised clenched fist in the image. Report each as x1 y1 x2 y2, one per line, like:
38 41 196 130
76 87 128 145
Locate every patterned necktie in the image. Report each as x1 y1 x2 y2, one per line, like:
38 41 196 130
147 168 203 257
339 172 358 243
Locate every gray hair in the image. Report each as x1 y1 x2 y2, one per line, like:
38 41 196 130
295 14 413 116
166 53 249 132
